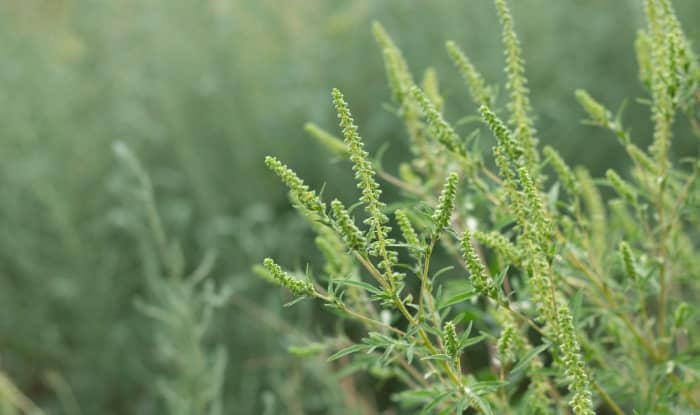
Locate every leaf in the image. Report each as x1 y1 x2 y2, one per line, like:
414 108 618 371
439 289 476 309
570 289 585 320
333 279 383 295
469 394 494 415
328 344 367 361
470 380 506 394
283 296 307 307
510 344 549 377
393 388 441 405
494 266 510 288
547 182 560 211
373 141 392 171
334 360 370 379
459 321 474 343
459 334 486 350
420 391 451 414
420 354 451 361
287 342 326 357
432 265 455 281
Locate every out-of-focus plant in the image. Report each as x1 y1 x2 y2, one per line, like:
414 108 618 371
114 142 230 415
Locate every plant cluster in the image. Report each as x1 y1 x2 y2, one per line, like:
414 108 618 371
262 0 700 413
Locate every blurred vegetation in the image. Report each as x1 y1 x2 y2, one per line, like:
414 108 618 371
0 0 698 413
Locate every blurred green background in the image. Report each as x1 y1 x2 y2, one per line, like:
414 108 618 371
1 0 698 413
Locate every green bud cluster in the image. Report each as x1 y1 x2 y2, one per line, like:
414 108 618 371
412 86 467 159
432 173 459 239
479 105 521 163
332 88 398 283
518 165 551 245
557 301 595 415
395 209 421 261
421 67 444 113
373 22 415 105
544 146 577 194
526 245 558 328
461 230 497 299
263 258 316 297
497 320 516 363
331 199 366 252
382 48 411 105
577 167 606 257
332 88 383 218
635 30 653 87
444 321 460 360
575 89 611 127
606 170 637 204
304 122 348 157
473 231 520 265
494 0 539 177
626 143 658 174
619 241 638 281
642 0 692 172
446 41 492 108
373 22 434 168
264 156 326 218
315 231 350 277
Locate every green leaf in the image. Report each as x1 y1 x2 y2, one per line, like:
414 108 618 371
510 344 549 377
459 334 486 350
420 353 451 361
334 360 370 379
470 380 506 394
283 296 307 307
494 266 510 288
328 344 367 361
459 321 474 343
406 345 415 364
393 388 441 406
420 391 451 414
439 289 476 309
333 279 383 295
432 265 455 281
287 342 326 357
469 394 494 415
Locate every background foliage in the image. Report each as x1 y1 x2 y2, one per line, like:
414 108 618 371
0 0 698 413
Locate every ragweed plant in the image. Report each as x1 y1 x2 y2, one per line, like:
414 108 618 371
262 0 700 413
114 143 231 415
